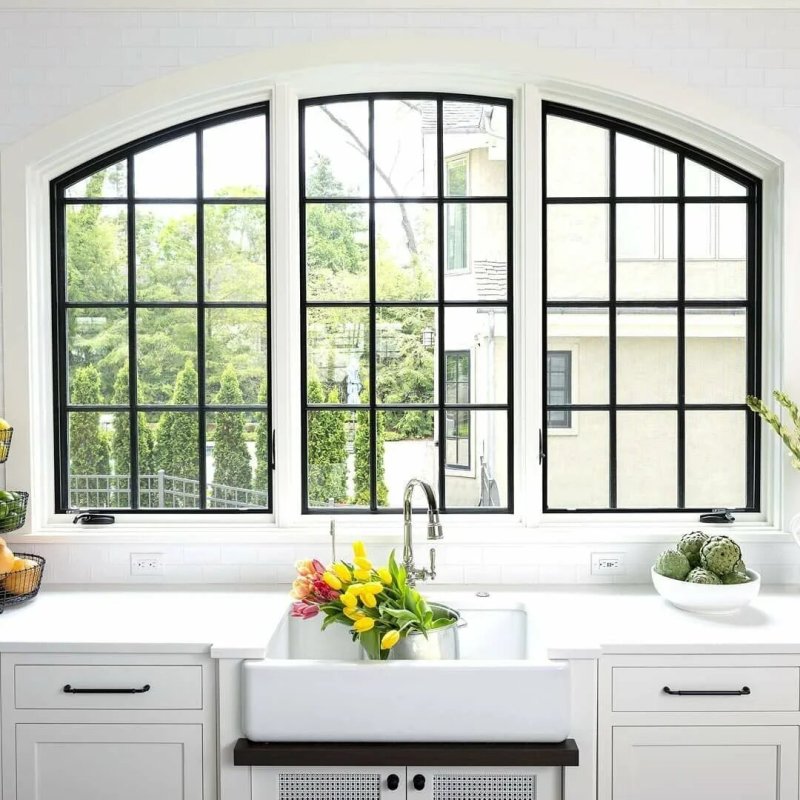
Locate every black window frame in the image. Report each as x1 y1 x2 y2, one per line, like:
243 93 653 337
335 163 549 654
299 92 513 515
445 350 472 470
542 101 762 514
546 350 572 430
51 103 273 514
445 156 469 273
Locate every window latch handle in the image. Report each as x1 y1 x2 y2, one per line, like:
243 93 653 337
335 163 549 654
270 429 276 471
699 508 735 524
539 428 546 465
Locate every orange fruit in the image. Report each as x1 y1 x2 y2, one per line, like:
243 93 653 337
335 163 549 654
0 544 16 573
4 558 39 595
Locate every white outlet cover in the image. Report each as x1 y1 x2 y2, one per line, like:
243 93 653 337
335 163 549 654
130 552 164 575
591 552 625 575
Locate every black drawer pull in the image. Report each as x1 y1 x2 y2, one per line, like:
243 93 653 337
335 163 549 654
63 684 151 695
663 685 750 696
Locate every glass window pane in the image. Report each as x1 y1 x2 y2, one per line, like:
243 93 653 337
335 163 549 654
616 308 677 404
685 309 747 404
685 159 747 197
307 409 365 509
547 204 609 300
376 203 437 301
617 204 677 300
66 204 128 302
685 410 747 508
444 202 507 301
547 308 608 405
685 203 747 300
141 410 200 508
306 307 369 404
135 204 197 302
68 411 119 509
203 115 266 198
206 308 268 406
134 133 196 198
547 411 609 509
376 307 436 405
207 410 268 509
204 204 267 302
305 101 369 199
65 161 127 199
380 410 436 506
546 115 608 198
617 410 677 508
305 203 369 302
616 135 677 197
446 307 507 405
443 101 507 196
136 309 198 404
67 309 128 405
445 410 507 509
374 99 436 197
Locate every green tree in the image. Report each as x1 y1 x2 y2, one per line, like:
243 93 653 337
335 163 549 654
212 365 252 502
253 380 270 498
154 360 199 507
353 388 388 507
69 365 111 507
307 374 347 506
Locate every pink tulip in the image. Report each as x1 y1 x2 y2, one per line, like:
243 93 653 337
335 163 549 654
290 601 319 620
312 577 340 602
311 559 326 576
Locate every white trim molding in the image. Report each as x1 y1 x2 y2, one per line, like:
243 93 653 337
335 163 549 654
1 36 797 542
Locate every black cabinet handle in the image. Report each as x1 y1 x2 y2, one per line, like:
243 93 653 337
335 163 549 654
412 774 426 791
63 684 151 694
663 685 750 696
386 774 400 791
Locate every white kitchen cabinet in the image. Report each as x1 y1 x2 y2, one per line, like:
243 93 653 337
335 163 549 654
15 723 203 800
612 725 798 800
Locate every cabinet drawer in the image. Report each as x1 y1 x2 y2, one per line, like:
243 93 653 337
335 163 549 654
15 664 203 710
612 667 799 712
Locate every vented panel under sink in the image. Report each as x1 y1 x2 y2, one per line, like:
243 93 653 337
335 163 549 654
432 773 537 800
278 772 383 800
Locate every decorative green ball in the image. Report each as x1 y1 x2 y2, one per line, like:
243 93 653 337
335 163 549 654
677 530 709 568
700 535 743 577
722 571 750 585
686 567 722 585
654 549 692 581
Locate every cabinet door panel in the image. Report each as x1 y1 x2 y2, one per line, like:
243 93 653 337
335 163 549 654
613 726 798 800
16 723 202 800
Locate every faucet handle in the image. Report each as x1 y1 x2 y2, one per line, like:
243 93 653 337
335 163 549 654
429 547 437 581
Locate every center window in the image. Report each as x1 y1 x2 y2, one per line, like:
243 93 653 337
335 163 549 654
299 94 512 513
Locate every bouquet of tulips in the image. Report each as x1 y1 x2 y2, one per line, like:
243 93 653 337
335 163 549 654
290 541 452 660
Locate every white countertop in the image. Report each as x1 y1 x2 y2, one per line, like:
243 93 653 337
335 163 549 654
2 584 800 660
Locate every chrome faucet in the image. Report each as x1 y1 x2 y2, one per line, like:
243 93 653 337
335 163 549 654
402 478 443 586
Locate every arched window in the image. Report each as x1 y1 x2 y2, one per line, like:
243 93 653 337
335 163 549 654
51 104 271 513
543 102 761 513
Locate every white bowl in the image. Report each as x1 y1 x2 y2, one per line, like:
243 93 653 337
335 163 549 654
651 567 761 614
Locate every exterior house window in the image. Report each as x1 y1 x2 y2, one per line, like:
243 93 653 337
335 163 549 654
546 350 572 430
445 351 471 469
51 105 271 513
300 93 512 513
543 102 760 513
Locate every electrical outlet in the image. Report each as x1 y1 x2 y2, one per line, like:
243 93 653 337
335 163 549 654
130 553 164 576
591 552 625 575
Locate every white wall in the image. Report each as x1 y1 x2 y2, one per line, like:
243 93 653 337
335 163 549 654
2 4 800 583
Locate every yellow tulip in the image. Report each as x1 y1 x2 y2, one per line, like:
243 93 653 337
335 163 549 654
340 591 358 608
344 608 365 621
353 541 367 559
381 630 401 650
332 562 352 583
354 556 373 571
353 569 372 582
361 592 377 608
353 617 375 633
362 582 384 595
348 582 365 596
377 567 392 585
322 571 342 591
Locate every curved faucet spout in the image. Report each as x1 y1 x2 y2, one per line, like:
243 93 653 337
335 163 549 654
402 478 443 586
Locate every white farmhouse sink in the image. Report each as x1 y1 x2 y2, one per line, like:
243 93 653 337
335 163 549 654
242 595 570 743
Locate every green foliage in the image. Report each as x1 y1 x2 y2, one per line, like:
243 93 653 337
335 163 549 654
747 391 800 469
69 366 111 506
154 361 199 504
254 380 270 495
353 388 388 507
211 365 252 499
307 374 347 506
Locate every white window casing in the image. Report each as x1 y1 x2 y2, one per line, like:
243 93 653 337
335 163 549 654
0 37 795 544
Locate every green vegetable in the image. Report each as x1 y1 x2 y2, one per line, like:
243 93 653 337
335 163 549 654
722 571 750 585
700 535 743 577
654 549 691 581
677 530 709 568
686 567 722 584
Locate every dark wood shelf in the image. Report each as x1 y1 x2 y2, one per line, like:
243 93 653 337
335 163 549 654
234 738 579 767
